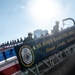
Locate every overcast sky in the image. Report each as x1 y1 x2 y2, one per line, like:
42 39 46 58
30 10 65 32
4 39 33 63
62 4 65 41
0 0 75 43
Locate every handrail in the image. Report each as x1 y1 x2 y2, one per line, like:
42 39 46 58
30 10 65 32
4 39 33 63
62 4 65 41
62 18 75 26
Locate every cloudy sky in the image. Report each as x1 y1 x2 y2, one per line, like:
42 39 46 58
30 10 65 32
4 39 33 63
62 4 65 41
0 0 75 43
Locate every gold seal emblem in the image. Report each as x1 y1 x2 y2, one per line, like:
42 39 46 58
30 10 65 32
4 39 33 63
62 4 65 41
19 45 34 67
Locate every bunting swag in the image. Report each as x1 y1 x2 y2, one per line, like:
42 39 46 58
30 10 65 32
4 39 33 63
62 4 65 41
15 26 75 71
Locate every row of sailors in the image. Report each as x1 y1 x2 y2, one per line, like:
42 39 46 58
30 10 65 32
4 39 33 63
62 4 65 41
0 37 26 48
